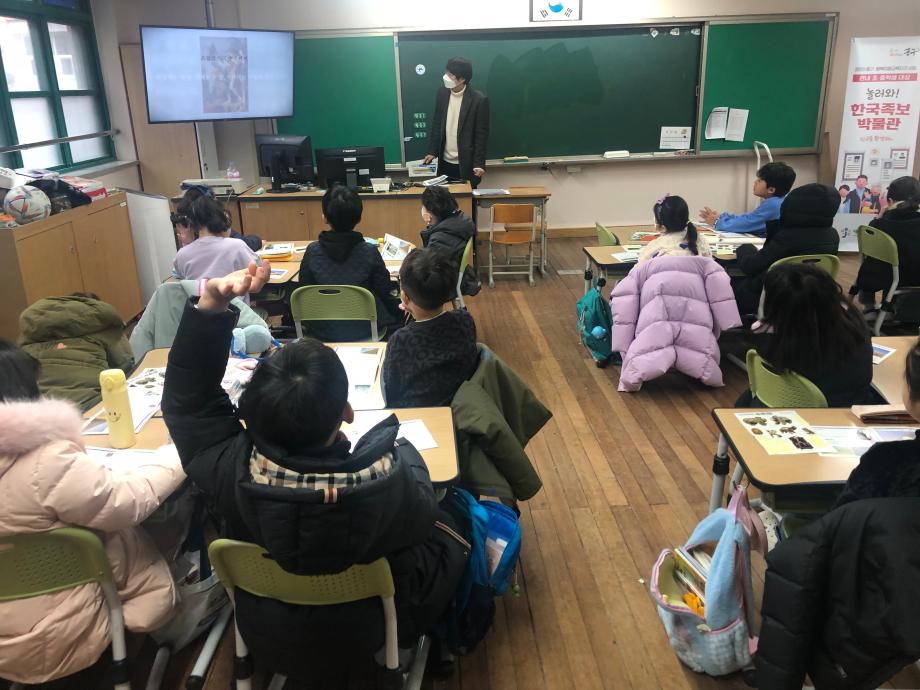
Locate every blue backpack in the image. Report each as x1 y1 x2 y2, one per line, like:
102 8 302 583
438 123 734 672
576 279 617 366
437 488 522 655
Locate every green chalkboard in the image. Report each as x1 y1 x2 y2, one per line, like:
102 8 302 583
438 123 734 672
277 36 402 164
397 27 702 161
699 21 831 152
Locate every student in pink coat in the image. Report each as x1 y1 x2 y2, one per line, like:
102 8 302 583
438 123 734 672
0 341 184 684
611 255 741 392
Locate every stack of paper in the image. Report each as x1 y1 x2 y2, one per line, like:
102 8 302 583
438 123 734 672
257 242 294 261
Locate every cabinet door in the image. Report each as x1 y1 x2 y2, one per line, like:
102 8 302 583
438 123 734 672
73 201 144 321
16 223 85 303
240 201 311 242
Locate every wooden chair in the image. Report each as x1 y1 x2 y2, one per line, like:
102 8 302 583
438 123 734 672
487 204 537 288
209 539 429 690
289 284 382 341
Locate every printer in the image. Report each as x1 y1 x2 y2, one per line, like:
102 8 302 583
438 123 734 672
180 177 249 196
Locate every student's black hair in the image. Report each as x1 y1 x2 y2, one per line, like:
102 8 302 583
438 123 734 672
445 57 473 84
652 195 699 256
885 175 920 212
856 174 869 182
237 337 349 452
756 162 796 197
760 263 869 379
0 340 41 402
400 248 456 310
421 186 459 222
905 337 920 403
322 185 363 232
176 187 231 236
838 184 850 192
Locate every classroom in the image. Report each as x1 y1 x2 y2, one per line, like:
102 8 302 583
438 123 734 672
0 0 919 688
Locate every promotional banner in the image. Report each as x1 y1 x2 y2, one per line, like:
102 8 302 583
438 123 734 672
835 36 920 217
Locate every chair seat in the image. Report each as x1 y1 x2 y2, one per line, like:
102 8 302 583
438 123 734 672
492 231 533 245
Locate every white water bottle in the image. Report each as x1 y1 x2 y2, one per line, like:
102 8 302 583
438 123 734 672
227 161 240 180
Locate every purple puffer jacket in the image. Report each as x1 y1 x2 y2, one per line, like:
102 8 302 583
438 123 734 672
611 256 741 392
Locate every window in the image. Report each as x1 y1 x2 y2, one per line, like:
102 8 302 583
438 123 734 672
0 1 113 171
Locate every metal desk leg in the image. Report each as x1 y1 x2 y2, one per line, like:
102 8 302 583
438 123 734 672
540 199 548 277
584 257 592 295
709 433 730 513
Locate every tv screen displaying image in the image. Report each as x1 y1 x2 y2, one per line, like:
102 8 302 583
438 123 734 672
140 26 294 123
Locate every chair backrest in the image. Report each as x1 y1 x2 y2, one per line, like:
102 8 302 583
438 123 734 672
491 204 535 225
769 254 841 279
208 539 395 606
289 284 378 340
857 225 899 267
595 222 621 246
745 350 828 408
459 237 474 275
0 528 114 601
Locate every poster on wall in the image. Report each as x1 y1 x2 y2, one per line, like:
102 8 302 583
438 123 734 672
834 36 920 251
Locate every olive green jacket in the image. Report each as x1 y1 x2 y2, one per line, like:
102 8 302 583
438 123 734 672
450 344 548 501
19 296 133 410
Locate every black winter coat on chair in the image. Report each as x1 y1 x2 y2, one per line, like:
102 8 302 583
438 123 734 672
756 497 920 690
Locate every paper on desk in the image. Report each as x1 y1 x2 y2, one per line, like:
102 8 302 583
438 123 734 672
85 446 159 471
396 419 438 451
725 108 749 142
335 345 383 388
659 126 692 150
83 386 161 435
473 188 510 196
872 344 896 365
705 107 729 139
342 413 437 451
269 268 288 277
613 251 639 263
814 426 916 457
735 410 831 455
382 233 414 261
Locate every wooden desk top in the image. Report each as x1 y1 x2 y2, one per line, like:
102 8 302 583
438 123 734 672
477 186 551 199
713 407 919 490
239 182 472 202
872 335 914 403
83 407 457 483
582 244 738 269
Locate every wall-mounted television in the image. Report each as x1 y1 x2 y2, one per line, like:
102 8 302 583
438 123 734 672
140 25 294 124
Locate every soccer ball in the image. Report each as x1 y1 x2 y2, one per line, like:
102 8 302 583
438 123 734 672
3 185 52 225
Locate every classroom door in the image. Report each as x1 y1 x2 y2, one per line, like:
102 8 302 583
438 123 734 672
16 223 85 303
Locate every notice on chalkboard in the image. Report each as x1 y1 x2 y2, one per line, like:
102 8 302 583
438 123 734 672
659 126 692 150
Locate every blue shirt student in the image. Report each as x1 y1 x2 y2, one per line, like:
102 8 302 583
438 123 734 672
714 195 785 236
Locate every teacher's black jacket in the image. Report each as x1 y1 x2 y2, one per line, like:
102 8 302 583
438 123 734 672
427 86 490 184
162 301 468 676
756 498 920 690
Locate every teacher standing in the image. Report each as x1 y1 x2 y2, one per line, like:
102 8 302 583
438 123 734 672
423 57 490 188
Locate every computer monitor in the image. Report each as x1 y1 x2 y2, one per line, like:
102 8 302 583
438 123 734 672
255 134 314 190
314 146 386 189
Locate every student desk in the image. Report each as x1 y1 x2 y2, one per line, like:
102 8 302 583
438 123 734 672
871 335 914 403
710 407 919 511
475 187 551 277
83 408 457 483
238 183 473 248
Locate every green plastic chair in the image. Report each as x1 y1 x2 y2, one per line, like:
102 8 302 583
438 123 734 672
0 528 130 690
289 284 382 341
454 237 475 309
855 225 920 335
595 222 621 247
209 539 427 690
769 253 840 279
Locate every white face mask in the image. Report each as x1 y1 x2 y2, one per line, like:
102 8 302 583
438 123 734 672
421 208 432 225
443 74 458 89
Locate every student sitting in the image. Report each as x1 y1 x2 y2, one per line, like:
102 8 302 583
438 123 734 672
298 185 402 341
731 182 840 315
172 189 259 281
382 249 478 408
852 175 920 308
639 194 711 262
0 341 183 685
18 293 134 410
699 162 796 236
736 263 876 408
161 262 467 676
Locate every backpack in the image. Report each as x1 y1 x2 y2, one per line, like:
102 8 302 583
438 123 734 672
436 488 522 655
650 485 766 677
576 279 617 366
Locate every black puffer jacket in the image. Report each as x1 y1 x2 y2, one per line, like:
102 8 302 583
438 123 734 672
854 205 920 292
733 183 841 314
756 497 920 690
421 211 475 265
162 302 468 675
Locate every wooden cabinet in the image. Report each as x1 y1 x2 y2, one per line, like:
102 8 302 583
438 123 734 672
240 200 311 242
0 193 144 341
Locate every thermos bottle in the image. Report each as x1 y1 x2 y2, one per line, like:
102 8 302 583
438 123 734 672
99 369 135 449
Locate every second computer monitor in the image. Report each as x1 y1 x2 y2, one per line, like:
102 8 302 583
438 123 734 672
315 146 385 189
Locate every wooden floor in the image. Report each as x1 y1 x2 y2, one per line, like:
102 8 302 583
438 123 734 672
6 239 920 690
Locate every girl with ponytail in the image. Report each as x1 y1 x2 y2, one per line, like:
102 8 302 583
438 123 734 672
639 194 712 263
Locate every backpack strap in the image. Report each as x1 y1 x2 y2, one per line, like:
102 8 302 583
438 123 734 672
727 484 767 556
436 520 472 551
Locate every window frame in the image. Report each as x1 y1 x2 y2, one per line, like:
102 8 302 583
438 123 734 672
0 0 114 171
